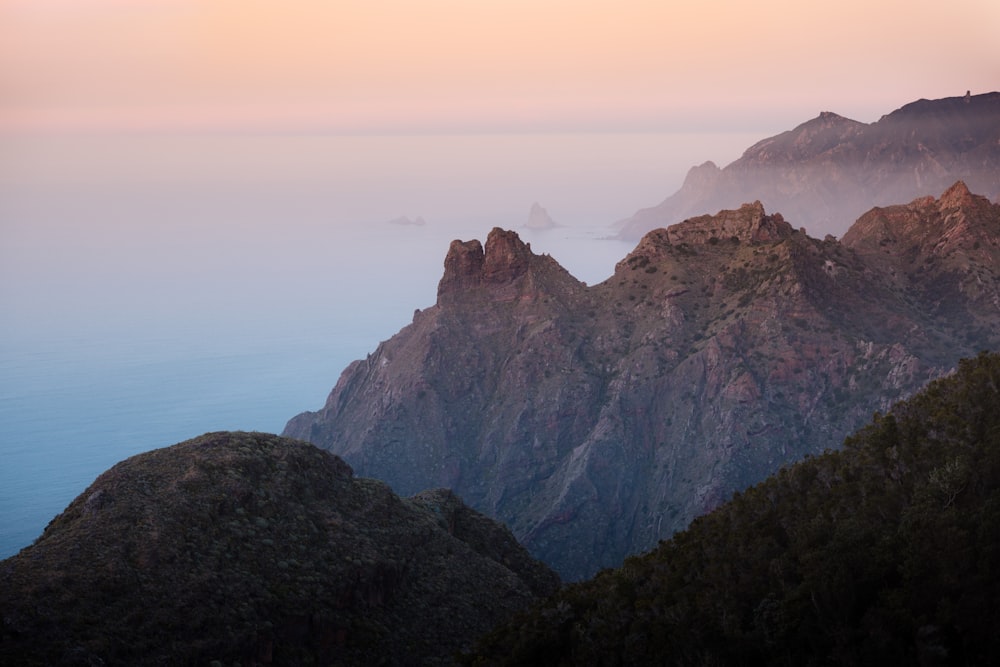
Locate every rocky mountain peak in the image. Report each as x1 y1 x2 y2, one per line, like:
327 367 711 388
439 238 486 294
483 227 533 283
616 93 1000 241
841 182 1000 339
287 187 999 581
683 160 722 187
671 201 792 244
437 227 581 304
621 201 795 270
939 180 974 208
842 181 995 253
438 228 534 296
740 111 866 165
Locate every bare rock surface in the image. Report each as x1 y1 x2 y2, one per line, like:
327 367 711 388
286 184 1000 580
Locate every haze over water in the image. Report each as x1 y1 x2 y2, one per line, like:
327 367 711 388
1 130 761 557
3 0 995 558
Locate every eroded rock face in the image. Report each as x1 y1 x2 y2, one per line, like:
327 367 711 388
617 92 1000 240
482 227 533 285
286 186 1000 580
0 432 559 666
660 201 794 246
436 226 584 305
842 181 1000 341
439 238 485 294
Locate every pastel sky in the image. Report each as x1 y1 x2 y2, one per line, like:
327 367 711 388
2 0 998 134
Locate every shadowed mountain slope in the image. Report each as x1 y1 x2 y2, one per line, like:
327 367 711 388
285 184 1000 581
465 351 1000 666
0 432 558 666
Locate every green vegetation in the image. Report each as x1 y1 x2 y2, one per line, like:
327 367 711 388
466 352 1000 666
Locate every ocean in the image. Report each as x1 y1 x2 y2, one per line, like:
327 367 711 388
0 130 762 558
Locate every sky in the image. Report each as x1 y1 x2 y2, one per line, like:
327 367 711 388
2 0 998 135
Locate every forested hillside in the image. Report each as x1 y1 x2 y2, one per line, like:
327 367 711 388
467 352 1000 666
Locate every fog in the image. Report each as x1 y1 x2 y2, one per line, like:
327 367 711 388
1 130 766 557
1 132 765 348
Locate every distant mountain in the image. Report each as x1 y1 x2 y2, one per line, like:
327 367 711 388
617 92 1000 240
284 182 1000 580
465 351 1000 666
0 432 558 666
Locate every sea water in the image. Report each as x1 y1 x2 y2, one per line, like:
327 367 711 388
0 131 761 558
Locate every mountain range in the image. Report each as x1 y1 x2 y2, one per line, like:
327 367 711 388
7 353 999 664
285 181 1000 580
4 93 1000 663
616 91 1000 240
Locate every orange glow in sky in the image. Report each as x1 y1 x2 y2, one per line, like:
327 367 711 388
2 0 998 133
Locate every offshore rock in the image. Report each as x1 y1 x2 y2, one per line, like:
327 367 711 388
526 202 558 230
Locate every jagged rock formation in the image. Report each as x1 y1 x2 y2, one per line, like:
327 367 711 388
526 202 558 230
617 92 1000 240
0 432 559 666
285 185 1000 580
842 181 1000 341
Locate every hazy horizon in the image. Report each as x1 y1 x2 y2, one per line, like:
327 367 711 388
1 0 998 557
3 0 998 136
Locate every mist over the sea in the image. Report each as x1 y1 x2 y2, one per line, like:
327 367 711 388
0 130 762 558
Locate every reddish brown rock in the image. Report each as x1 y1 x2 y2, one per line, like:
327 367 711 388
438 238 485 295
287 185 1000 580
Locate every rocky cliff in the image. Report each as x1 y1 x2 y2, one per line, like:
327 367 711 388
465 352 1000 666
617 92 1000 240
285 185 1000 580
0 432 559 666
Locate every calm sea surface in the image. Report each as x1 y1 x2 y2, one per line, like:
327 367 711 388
0 131 761 557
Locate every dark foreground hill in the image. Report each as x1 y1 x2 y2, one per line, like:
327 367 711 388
465 351 1000 666
285 182 1000 580
617 92 1000 240
0 432 558 666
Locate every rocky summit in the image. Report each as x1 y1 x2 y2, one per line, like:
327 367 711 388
617 92 1000 240
285 184 1000 581
0 432 558 666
